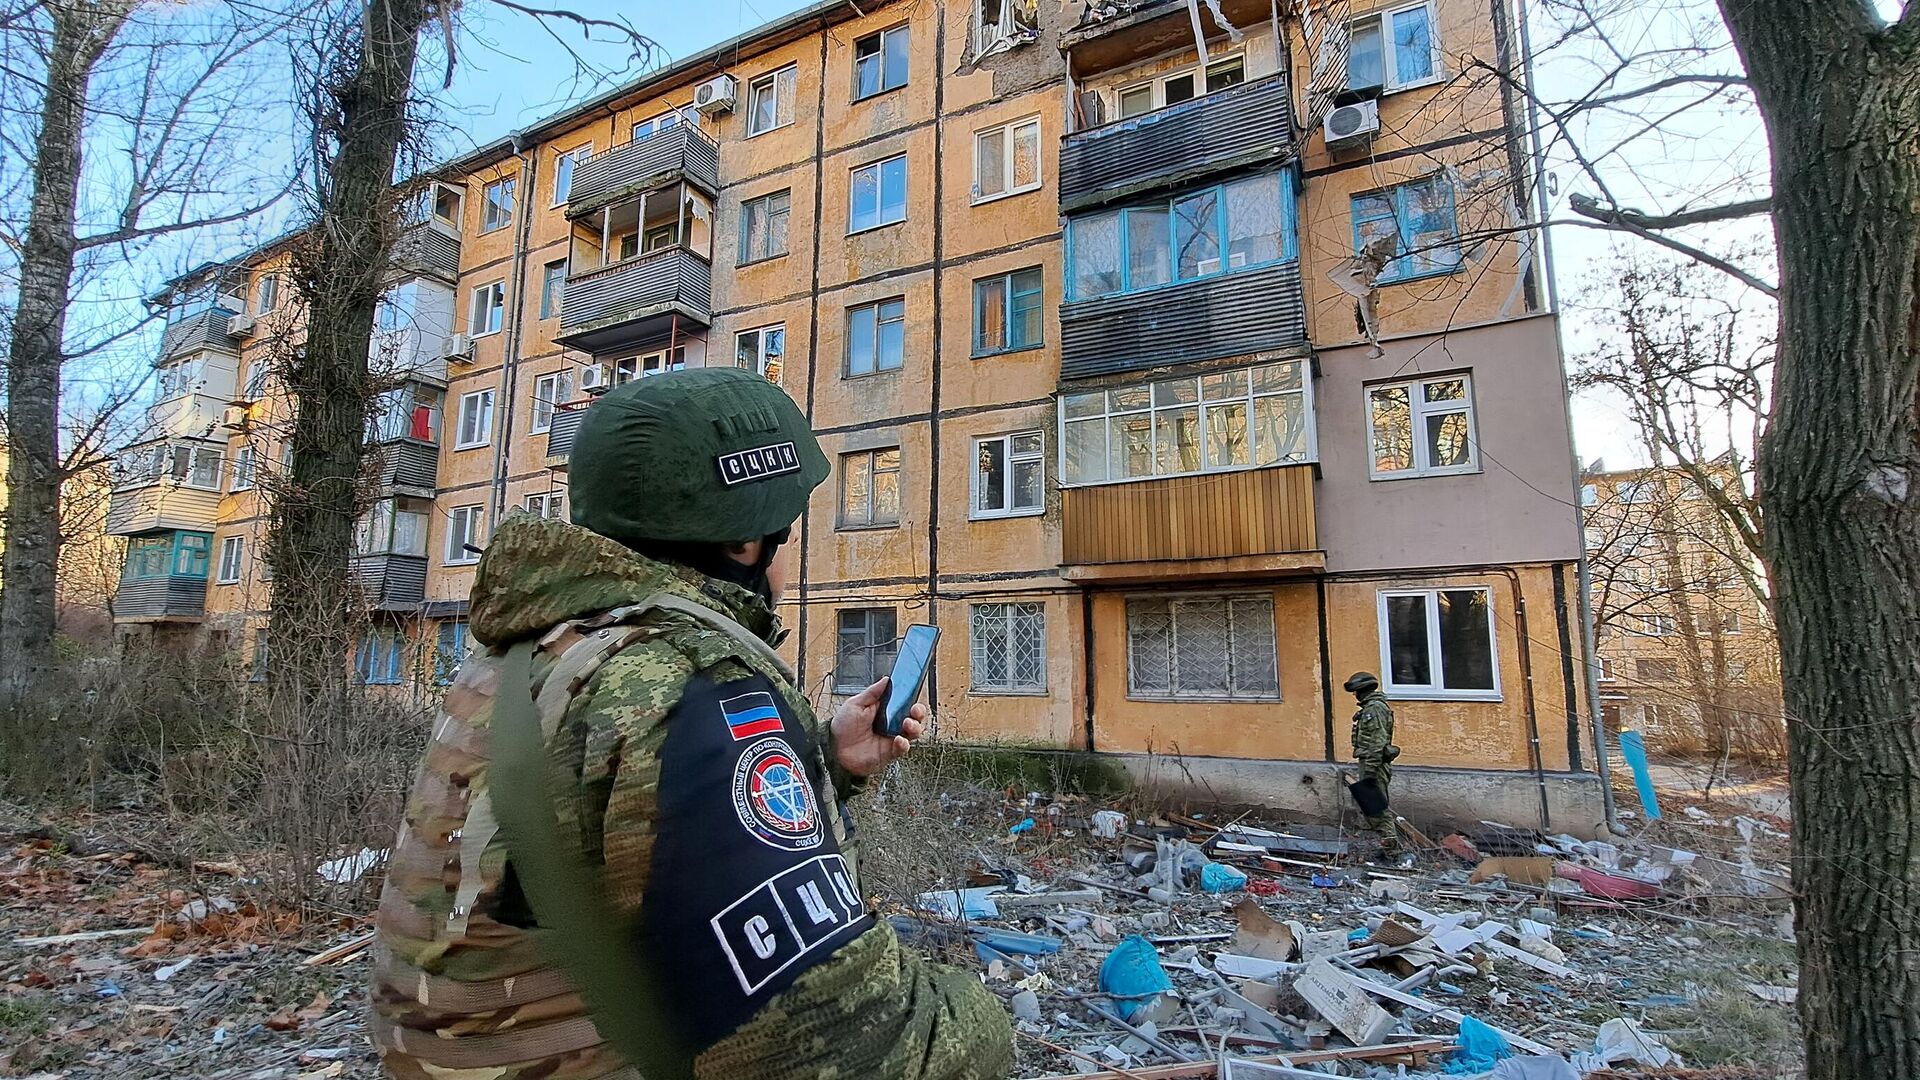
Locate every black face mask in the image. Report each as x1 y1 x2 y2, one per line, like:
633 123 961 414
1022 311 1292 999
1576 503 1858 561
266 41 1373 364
633 527 790 607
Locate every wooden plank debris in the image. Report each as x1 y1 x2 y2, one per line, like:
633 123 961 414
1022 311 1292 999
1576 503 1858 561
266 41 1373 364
302 930 376 966
12 927 151 947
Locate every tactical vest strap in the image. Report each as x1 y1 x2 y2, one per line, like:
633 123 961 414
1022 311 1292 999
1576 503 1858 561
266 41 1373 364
371 1012 605 1067
490 639 696 1080
604 592 795 682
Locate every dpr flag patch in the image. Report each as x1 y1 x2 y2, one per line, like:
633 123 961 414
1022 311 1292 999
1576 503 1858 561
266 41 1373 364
721 691 785 740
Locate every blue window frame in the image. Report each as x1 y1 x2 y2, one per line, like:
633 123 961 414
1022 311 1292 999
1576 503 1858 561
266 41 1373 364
125 531 213 580
1351 174 1461 283
356 629 406 686
435 620 470 685
973 268 1044 355
1065 171 1297 301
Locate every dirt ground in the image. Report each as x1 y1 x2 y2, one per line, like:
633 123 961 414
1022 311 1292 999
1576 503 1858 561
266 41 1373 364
0 763 1802 1080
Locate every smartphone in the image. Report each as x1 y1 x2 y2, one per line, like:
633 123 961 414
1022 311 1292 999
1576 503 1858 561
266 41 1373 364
880 624 940 737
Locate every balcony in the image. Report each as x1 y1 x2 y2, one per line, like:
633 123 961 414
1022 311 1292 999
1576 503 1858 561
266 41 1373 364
106 482 223 537
1060 74 1294 212
391 219 461 282
543 400 591 469
554 246 711 354
1061 463 1321 582
369 437 438 491
567 124 718 215
157 308 240 363
1060 261 1305 381
116 575 209 620
1060 0 1274 75
351 553 428 612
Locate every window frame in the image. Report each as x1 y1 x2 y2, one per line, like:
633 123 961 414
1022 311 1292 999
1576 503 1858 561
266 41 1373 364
971 430 1046 520
740 189 792 265
230 445 257 491
835 607 899 694
454 389 495 451
746 65 798 137
735 324 787 383
434 620 470 685
844 296 907 377
1057 360 1317 487
355 628 406 686
468 280 505 336
1065 170 1298 300
444 504 485 565
1124 592 1280 702
848 153 909 234
1114 54 1247 119
529 370 573 435
539 259 568 319
971 267 1045 356
1376 586 1502 701
969 601 1047 695
254 273 279 313
852 23 911 100
215 535 245 584
524 491 566 520
1345 0 1442 94
552 143 592 206
972 116 1043 204
480 177 516 233
838 447 902 529
1350 173 1462 284
1364 373 1479 480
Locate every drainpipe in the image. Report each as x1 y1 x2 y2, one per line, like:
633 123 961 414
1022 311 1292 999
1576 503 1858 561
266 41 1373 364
1491 566 1553 832
490 131 540 525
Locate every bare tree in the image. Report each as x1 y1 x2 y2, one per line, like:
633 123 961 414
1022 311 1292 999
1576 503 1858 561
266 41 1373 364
0 0 292 697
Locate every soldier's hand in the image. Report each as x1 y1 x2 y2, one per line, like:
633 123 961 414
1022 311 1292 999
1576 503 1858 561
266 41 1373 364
831 676 926 777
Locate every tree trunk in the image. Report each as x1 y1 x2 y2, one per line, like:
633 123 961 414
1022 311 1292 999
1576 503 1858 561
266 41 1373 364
1714 5 1920 1077
1 0 131 699
264 0 428 694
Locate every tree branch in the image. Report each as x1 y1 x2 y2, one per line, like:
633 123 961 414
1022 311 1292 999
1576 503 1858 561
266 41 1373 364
1568 193 1774 231
72 175 295 250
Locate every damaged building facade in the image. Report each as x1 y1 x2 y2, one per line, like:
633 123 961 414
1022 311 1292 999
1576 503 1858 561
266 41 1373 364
110 0 1602 830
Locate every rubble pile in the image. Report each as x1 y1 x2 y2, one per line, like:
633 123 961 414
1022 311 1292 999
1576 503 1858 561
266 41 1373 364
876 790 1799 1080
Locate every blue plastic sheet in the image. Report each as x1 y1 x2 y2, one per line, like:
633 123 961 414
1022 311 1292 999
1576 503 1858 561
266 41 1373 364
1098 935 1170 1020
1445 1015 1513 1073
1199 862 1248 893
1618 730 1662 820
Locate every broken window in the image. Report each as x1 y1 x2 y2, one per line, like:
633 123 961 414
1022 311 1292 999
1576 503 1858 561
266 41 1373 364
853 25 910 99
1126 595 1278 701
971 602 1046 693
974 0 1038 55
1379 587 1498 698
839 447 901 527
1068 170 1296 299
836 608 898 693
1350 174 1460 282
1347 1 1438 92
972 431 1044 518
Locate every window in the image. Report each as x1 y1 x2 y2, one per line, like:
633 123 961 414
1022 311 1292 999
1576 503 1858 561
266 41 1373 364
409 182 464 229
846 297 906 376
369 387 441 443
552 144 591 205
530 371 573 434
612 347 685 382
973 268 1043 355
1116 56 1245 118
242 360 269 400
435 620 470 685
216 536 245 584
973 432 1044 519
849 154 908 232
1636 659 1678 683
1636 613 1677 636
184 446 222 490
355 629 406 686
1351 174 1460 282
1126 595 1278 700
468 280 505 336
1617 479 1661 503
355 499 428 556
975 0 1038 54
1366 375 1476 478
974 117 1041 202
1347 2 1438 92
173 533 211 577
1641 702 1673 732
1598 657 1617 681
1725 660 1749 681
250 628 269 683
971 602 1045 693
839 448 901 527
1060 360 1313 485
1580 483 1598 506
539 260 567 319
231 446 256 491
735 324 786 383
125 536 172 578
1379 587 1498 698
741 190 791 263
747 65 797 136
445 505 485 564
255 273 279 313
835 608 898 693
1068 171 1294 299
156 361 195 400
481 177 515 232
455 389 495 450
525 491 566 520
1720 611 1743 634
631 108 695 144
853 25 909 99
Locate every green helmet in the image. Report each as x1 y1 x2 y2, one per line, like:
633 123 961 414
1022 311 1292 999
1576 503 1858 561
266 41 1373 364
1343 671 1380 695
569 368 829 545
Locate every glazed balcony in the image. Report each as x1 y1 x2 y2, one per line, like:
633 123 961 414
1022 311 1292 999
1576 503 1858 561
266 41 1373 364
1060 463 1321 582
1060 73 1294 212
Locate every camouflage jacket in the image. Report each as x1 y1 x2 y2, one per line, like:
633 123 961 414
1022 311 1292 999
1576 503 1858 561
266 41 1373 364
371 517 1011 1080
1351 692 1398 775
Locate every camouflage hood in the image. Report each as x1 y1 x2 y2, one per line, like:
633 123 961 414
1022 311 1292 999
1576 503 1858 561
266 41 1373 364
467 515 777 647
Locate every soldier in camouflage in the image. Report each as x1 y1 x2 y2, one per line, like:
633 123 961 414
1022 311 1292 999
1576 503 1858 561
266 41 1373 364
371 369 1012 1080
1344 671 1400 851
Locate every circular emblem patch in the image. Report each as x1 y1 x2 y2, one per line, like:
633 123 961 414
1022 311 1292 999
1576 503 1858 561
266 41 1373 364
731 737 823 851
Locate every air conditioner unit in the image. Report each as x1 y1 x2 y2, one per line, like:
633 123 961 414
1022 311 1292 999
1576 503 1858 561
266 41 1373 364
444 333 474 362
578 362 612 394
227 313 257 338
221 404 250 430
693 74 738 115
1325 100 1380 150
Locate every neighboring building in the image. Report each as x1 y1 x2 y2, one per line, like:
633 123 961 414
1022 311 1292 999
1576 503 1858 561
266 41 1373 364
1582 463 1784 761
111 0 1607 827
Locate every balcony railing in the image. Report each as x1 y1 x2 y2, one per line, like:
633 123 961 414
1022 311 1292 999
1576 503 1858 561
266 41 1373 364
1061 463 1318 573
106 483 223 537
392 220 461 282
1060 74 1294 212
544 400 591 468
555 246 711 354
568 124 719 214
1059 261 1306 381
115 575 208 620
369 437 439 490
351 553 428 612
